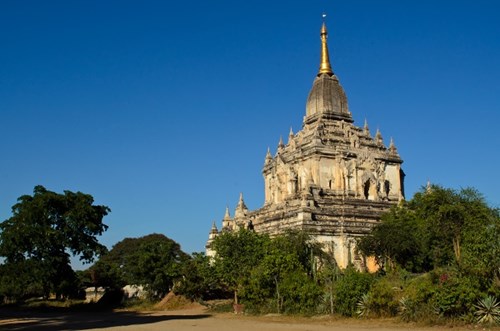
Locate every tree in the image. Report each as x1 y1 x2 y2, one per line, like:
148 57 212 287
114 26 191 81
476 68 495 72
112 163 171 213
318 241 342 315
0 260 45 302
130 235 189 298
175 252 228 301
212 229 269 305
357 205 428 272
449 188 500 278
211 230 324 313
411 186 500 275
245 231 323 314
411 186 466 267
0 185 109 300
358 185 500 279
333 267 373 316
90 233 189 299
88 235 154 290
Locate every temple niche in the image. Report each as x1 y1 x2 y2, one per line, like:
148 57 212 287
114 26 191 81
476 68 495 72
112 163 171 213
206 22 404 270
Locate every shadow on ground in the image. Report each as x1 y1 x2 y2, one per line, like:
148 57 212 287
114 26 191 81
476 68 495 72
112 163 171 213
0 309 211 330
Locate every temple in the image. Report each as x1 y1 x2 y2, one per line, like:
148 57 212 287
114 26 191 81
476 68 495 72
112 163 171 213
206 21 404 269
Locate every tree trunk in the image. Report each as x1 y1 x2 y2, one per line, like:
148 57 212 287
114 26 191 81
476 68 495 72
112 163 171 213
330 285 334 315
453 236 461 265
274 276 280 314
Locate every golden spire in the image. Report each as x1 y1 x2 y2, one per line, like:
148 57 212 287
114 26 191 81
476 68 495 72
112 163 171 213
318 16 333 76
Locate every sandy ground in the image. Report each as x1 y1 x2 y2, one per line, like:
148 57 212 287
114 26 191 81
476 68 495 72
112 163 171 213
0 306 488 331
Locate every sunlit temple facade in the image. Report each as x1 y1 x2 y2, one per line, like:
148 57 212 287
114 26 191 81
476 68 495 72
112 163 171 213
206 22 404 269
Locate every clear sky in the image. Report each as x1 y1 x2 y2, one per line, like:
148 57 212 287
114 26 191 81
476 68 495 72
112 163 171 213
1 1 499 268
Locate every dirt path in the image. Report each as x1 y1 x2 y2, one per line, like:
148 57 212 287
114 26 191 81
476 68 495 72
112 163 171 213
0 306 484 331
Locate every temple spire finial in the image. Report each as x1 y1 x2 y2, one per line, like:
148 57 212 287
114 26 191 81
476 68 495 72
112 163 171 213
237 192 247 209
389 137 398 154
319 14 333 76
235 192 248 218
375 128 384 146
224 206 231 220
288 127 294 143
278 135 284 149
210 221 218 233
265 147 272 159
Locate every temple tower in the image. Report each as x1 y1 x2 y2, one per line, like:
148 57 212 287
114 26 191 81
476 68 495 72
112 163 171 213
206 20 404 269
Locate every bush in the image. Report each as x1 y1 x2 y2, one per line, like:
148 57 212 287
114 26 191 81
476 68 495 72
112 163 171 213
430 270 483 318
334 267 373 316
404 273 435 304
367 277 401 316
240 265 274 314
279 271 322 315
242 270 322 315
400 273 438 322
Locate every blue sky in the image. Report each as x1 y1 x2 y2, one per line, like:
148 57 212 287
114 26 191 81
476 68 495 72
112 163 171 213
1 1 499 268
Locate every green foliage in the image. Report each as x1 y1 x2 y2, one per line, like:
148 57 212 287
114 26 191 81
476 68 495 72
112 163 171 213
411 186 465 267
270 231 325 278
211 230 324 314
398 296 417 322
430 269 483 318
358 184 500 296
318 243 342 315
397 269 486 321
0 186 109 301
403 273 435 307
333 267 373 316
457 191 500 279
90 233 189 299
244 259 322 314
357 205 428 272
241 264 274 311
212 229 270 304
0 261 44 302
413 186 500 275
474 295 500 325
397 273 441 322
175 252 228 301
276 270 322 314
356 293 371 317
366 277 401 316
246 231 322 313
131 235 188 298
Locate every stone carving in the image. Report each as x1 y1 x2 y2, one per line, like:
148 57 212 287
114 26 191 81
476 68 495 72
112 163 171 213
206 22 405 270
